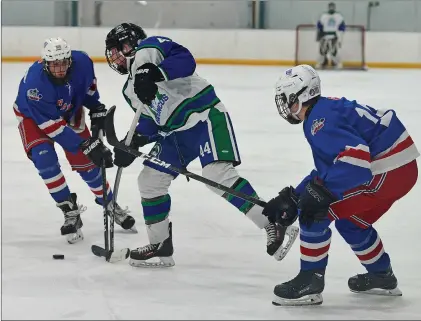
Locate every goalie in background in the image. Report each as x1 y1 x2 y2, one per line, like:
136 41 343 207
315 2 345 69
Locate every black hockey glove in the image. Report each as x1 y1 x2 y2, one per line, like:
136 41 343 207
298 178 337 228
262 186 299 226
80 137 113 168
89 104 107 139
113 132 150 168
134 63 165 106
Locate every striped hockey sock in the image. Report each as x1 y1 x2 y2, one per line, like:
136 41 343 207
222 177 258 214
38 164 71 203
300 221 332 271
142 194 171 225
336 220 390 273
77 167 112 204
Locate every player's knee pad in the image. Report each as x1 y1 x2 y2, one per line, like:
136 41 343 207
30 143 60 173
138 165 173 199
202 161 240 196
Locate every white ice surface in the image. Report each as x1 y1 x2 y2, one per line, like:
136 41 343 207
2 63 421 320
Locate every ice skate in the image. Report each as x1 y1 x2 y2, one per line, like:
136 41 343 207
272 269 325 306
348 266 402 296
57 193 86 244
96 199 137 232
129 222 174 268
265 223 299 261
110 202 137 232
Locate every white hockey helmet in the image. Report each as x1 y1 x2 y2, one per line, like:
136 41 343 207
41 38 72 81
275 65 321 124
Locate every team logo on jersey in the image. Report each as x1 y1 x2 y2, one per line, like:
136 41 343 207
311 118 325 136
149 91 168 123
150 143 162 158
27 88 43 101
57 99 72 111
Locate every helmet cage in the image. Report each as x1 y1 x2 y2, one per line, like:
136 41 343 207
105 23 146 75
275 86 307 125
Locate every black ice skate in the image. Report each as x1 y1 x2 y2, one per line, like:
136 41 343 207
348 266 402 296
272 269 325 306
57 193 86 244
265 223 299 261
95 199 137 232
129 222 174 268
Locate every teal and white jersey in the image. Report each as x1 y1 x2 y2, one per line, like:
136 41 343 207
122 36 221 133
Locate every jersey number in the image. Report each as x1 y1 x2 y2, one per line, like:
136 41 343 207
355 105 389 127
157 37 170 43
200 142 211 157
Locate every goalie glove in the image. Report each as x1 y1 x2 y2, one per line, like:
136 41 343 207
298 178 337 227
263 186 299 226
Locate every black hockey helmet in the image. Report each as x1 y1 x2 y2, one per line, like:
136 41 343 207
328 2 336 14
105 23 147 74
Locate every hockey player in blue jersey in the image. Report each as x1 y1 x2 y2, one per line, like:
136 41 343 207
104 23 299 267
13 38 136 243
262 65 419 306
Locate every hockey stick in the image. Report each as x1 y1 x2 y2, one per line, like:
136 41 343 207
91 129 130 263
105 106 266 208
108 103 144 247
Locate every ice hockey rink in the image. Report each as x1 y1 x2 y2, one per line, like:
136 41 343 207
2 63 421 320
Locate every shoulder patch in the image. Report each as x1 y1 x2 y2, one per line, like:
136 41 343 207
27 88 43 101
311 118 325 136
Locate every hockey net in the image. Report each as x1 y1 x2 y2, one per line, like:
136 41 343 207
295 24 367 70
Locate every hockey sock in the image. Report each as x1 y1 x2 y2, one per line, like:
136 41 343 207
220 177 270 228
336 220 390 273
77 167 112 204
299 219 332 271
31 143 71 203
142 194 171 225
222 177 258 214
39 165 71 203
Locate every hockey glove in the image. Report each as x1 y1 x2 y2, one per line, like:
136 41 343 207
89 104 107 139
80 137 114 168
262 186 299 226
134 63 165 106
298 178 337 227
113 132 150 168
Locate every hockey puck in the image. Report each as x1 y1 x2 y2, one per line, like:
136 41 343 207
53 254 65 260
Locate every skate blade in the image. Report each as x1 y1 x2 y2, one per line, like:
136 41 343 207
272 293 323 306
129 256 175 268
273 226 299 261
350 287 402 296
66 229 84 244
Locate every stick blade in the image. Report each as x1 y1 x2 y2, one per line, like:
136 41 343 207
92 245 130 263
106 248 130 263
91 244 107 258
104 105 119 146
